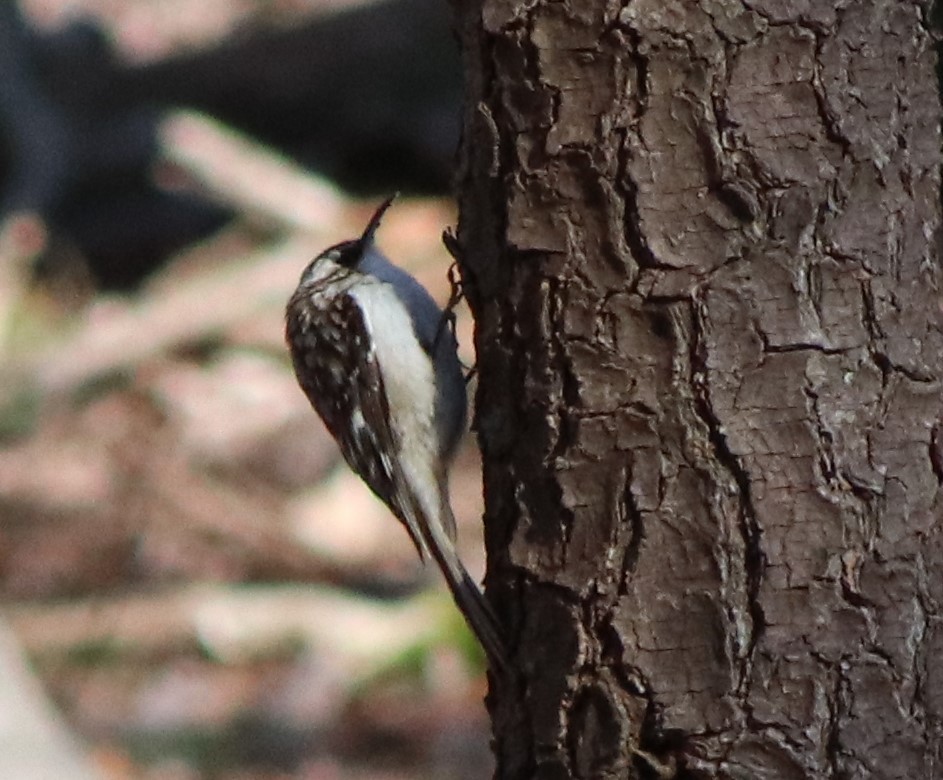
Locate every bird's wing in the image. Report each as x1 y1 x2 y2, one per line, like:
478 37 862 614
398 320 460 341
290 290 433 560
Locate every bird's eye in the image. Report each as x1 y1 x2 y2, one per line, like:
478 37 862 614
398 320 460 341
335 241 363 268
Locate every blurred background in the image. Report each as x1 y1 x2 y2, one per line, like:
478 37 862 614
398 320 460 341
0 1 494 778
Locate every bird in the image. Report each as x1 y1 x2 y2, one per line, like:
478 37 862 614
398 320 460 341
285 196 507 672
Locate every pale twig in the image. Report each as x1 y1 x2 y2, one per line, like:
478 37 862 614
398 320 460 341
157 110 345 234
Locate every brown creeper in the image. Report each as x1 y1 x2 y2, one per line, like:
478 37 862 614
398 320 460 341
285 198 507 672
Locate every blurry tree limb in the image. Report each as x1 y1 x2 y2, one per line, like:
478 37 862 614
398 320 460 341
34 235 309 395
158 111 345 234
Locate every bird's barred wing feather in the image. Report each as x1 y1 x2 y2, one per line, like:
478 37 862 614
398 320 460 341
287 290 432 560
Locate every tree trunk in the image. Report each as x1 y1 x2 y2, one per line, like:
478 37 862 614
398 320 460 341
451 1 943 777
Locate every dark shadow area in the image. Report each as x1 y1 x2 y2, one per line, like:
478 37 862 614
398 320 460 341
0 0 460 288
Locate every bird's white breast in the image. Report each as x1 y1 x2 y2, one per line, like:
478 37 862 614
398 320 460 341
350 280 441 500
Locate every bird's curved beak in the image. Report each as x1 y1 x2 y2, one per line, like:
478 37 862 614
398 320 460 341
360 194 398 247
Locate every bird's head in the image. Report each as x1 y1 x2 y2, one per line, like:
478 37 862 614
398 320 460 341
298 195 397 286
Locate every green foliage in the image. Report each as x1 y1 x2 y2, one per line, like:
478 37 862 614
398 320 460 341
0 381 40 442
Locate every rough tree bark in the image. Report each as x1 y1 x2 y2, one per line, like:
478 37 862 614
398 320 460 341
451 1 943 778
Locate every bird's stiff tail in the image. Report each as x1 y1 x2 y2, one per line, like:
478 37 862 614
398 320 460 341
391 468 509 675
414 503 509 676
434 542 510 676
